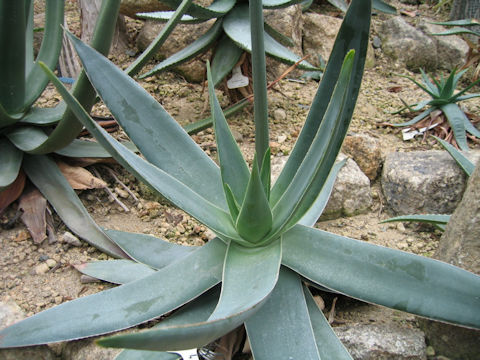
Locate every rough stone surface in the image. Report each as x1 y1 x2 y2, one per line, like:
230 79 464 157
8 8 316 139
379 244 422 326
302 12 342 67
120 0 169 18
420 159 480 360
343 133 383 181
0 300 56 360
322 154 372 219
380 17 437 70
137 20 216 82
381 150 480 215
418 19 468 70
62 338 122 360
335 323 427 360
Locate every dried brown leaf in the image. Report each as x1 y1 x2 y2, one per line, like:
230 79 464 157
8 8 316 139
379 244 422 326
57 161 107 190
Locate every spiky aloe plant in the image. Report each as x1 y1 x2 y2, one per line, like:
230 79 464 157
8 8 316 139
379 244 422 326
0 0 125 257
393 68 480 151
1 1 480 359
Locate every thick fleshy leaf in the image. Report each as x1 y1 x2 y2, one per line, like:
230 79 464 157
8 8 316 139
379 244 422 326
126 0 194 77
297 159 346 227
223 5 317 71
98 284 263 352
141 20 223 78
0 238 225 347
270 51 354 234
20 103 66 125
211 36 244 86
282 224 480 329
464 114 480 138
0 139 23 191
434 136 474 176
391 107 434 127
5 126 48 152
155 0 236 19
40 63 240 241
54 139 137 158
104 229 198 270
76 260 156 284
136 11 203 24
381 214 450 231
262 0 302 9
303 286 353 359
24 0 64 109
245 267 320 360
431 27 480 37
0 1 25 114
66 31 227 210
116 351 179 360
431 19 480 28
441 103 468 151
372 0 397 14
264 22 295 47
327 0 348 11
209 239 281 320
271 0 371 202
235 156 273 244
0 103 23 128
207 61 249 204
22 154 126 258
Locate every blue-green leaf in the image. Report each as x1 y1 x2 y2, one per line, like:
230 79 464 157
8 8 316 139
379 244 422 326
441 103 468 151
0 238 225 347
76 260 156 285
5 126 48 152
372 0 397 14
223 5 318 71
104 229 198 270
154 0 236 19
211 35 244 86
262 0 303 9
434 136 474 176
209 239 281 320
245 267 320 360
303 286 353 359
22 154 126 258
381 214 450 231
0 103 23 128
20 103 66 125
282 224 480 329
54 139 137 158
140 20 223 78
207 61 249 204
391 108 434 127
271 0 371 202
0 138 23 191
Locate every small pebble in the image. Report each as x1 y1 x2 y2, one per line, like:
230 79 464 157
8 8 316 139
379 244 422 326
46 259 57 268
39 254 49 262
34 263 49 275
62 231 82 247
273 108 287 121
396 223 406 232
115 187 129 199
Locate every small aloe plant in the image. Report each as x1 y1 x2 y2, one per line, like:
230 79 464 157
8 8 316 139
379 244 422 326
0 0 125 257
393 68 480 150
1 1 479 359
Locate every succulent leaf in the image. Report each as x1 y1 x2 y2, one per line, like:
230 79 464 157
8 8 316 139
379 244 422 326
441 103 468 151
434 136 475 176
0 138 23 191
54 139 137 158
76 260 156 285
210 35 244 86
155 0 236 19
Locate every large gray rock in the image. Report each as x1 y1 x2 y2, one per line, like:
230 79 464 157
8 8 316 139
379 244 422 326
421 160 480 360
0 300 56 360
381 150 480 215
335 323 427 360
380 17 437 70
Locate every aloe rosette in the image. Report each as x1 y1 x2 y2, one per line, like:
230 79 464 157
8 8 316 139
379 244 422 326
1 0 479 358
0 0 125 257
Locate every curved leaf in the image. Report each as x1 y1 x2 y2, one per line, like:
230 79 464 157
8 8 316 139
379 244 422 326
431 19 480 27
211 35 244 86
65 32 228 209
391 107 434 127
104 229 198 270
207 61 249 203
381 214 450 231
304 286 353 359
271 0 371 202
327 0 348 12
136 11 203 24
156 0 236 19
22 154 126 258
245 267 320 360
209 239 281 320
0 238 225 347
54 139 137 158
6 126 49 152
282 224 480 329
372 0 397 14
223 5 317 70
0 139 23 191
40 62 240 241
464 114 480 138
441 103 468 151
434 136 474 176
141 20 223 78
76 260 156 285
24 0 64 109
262 0 303 9
126 0 194 77
0 103 23 128
20 103 66 125
431 27 480 37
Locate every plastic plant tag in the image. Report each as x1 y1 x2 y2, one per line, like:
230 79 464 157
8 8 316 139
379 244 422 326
167 348 199 359
402 123 439 141
227 65 249 89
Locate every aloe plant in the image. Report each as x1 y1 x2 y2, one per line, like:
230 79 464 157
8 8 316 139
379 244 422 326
393 68 480 151
1 0 480 358
382 136 475 232
0 0 125 257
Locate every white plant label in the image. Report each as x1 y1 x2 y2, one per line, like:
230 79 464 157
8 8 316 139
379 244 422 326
227 65 249 89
